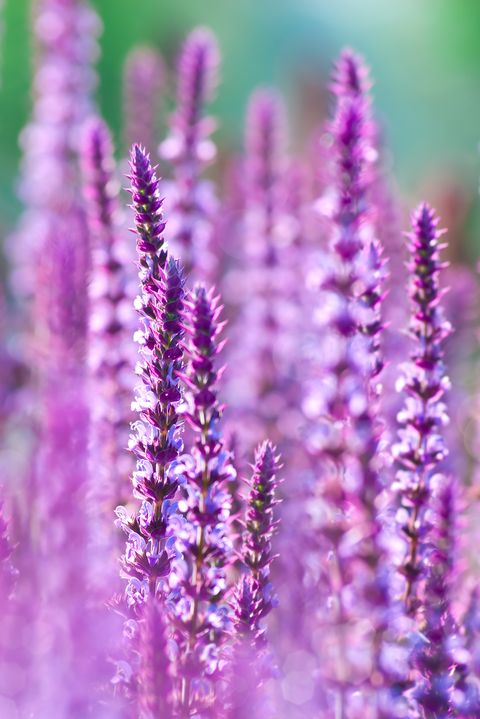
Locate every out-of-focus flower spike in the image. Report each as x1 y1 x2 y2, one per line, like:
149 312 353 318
245 88 287 264
173 27 219 152
123 46 166 153
160 27 220 279
393 203 451 616
80 116 135 590
309 49 401 716
137 598 174 719
331 47 372 97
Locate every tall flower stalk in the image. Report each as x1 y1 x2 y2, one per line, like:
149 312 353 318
174 286 235 717
412 479 479 718
116 145 185 707
227 442 281 718
312 49 395 716
239 440 281 646
393 203 450 616
160 27 220 280
80 116 135 590
16 2 103 714
123 46 166 153
224 88 292 452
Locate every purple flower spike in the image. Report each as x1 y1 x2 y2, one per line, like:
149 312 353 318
241 440 281 644
123 46 166 153
412 479 479 718
117 145 185 700
129 144 168 259
393 203 450 615
308 51 401 714
160 28 220 278
174 285 235 716
245 88 286 265
226 442 281 717
80 116 135 587
168 27 219 161
137 598 174 719
331 47 372 98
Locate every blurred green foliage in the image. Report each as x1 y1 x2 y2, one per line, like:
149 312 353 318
1 0 480 251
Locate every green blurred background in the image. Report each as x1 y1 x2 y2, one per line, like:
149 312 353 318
1 0 480 254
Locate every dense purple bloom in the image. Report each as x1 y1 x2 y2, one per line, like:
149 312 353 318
116 145 185 706
123 46 166 153
174 286 234 716
160 27 220 279
393 203 451 616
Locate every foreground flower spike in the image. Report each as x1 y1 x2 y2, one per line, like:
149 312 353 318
241 440 281 644
393 203 450 615
175 285 234 717
226 444 280 716
123 46 166 153
412 480 479 717
80 116 134 588
160 27 220 278
117 146 185 700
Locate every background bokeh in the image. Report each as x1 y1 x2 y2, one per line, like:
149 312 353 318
1 0 480 254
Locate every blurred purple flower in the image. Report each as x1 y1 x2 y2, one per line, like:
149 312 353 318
123 46 166 153
160 27 220 280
